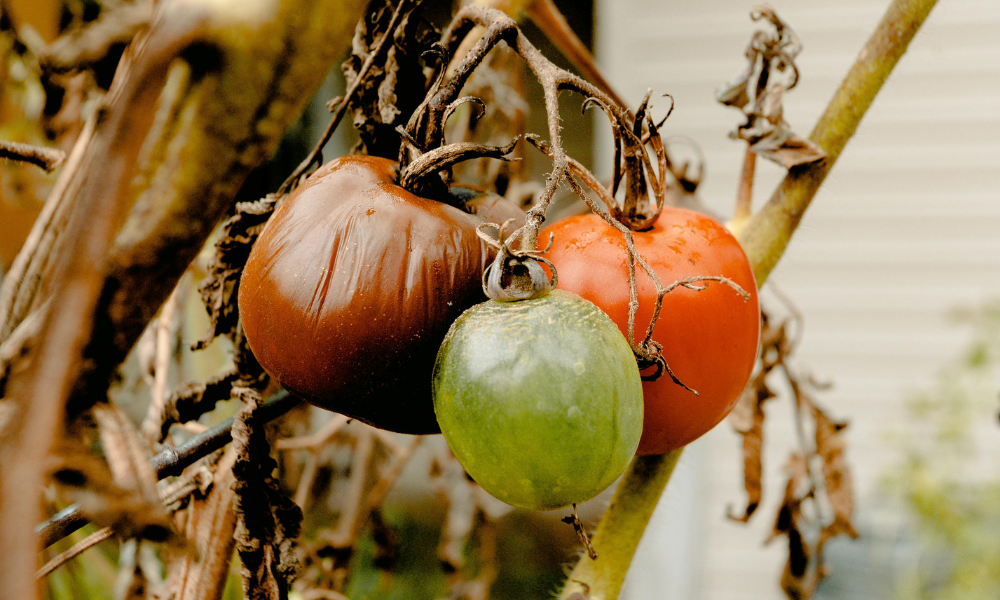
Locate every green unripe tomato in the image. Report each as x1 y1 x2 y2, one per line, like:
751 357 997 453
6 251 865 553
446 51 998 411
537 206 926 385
432 290 643 510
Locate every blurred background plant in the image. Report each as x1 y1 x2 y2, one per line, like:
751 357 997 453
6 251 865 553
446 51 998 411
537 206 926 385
885 300 1000 600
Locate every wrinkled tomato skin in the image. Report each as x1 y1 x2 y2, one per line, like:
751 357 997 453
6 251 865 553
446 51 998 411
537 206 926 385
239 156 490 434
541 209 760 455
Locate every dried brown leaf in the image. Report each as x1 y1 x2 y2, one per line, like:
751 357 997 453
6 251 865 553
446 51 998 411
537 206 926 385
810 399 858 545
159 370 239 441
196 196 279 348
728 311 784 522
718 6 826 169
343 0 439 159
232 386 303 600
765 362 855 600
768 454 821 599
727 378 774 522
747 125 827 169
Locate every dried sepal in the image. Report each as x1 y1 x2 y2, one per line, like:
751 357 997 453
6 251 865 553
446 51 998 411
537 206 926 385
476 220 556 301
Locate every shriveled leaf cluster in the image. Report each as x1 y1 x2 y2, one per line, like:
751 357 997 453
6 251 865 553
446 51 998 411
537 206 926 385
728 302 857 600
232 387 303 600
343 0 440 159
717 5 826 168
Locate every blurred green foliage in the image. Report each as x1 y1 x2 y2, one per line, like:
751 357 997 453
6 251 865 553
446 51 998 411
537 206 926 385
43 523 118 600
887 301 1000 600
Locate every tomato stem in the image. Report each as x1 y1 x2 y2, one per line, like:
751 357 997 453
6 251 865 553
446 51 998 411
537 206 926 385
734 147 756 223
557 450 682 600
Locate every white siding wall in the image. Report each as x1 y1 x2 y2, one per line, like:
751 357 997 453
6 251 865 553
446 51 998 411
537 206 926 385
593 1 1000 598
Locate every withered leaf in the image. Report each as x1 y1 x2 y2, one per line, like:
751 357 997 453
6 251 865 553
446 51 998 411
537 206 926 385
718 6 826 169
768 454 821 600
232 386 303 600
727 378 774 522
728 311 785 522
343 0 439 159
196 195 279 349
160 370 239 441
746 124 827 170
810 398 858 546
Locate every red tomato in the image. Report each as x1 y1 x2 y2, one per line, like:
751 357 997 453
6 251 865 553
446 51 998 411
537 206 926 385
540 209 760 455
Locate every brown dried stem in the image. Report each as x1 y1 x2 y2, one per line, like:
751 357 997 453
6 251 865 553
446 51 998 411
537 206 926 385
141 284 182 445
0 140 66 172
410 5 669 254
0 114 96 344
275 415 350 451
561 504 597 560
734 148 756 223
37 391 299 548
36 526 114 579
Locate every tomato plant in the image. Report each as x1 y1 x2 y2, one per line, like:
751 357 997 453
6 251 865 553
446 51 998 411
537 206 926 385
239 155 500 434
433 289 643 510
541 208 760 454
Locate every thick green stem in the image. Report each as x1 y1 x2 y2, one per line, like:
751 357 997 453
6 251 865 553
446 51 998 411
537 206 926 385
560 451 681 600
557 0 937 598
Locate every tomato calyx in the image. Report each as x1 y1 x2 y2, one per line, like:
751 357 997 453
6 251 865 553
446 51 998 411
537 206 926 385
476 220 556 302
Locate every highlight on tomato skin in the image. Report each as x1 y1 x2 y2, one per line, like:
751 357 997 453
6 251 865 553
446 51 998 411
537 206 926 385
540 207 761 455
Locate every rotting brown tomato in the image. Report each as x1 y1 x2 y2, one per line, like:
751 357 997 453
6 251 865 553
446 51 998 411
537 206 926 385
238 155 523 434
